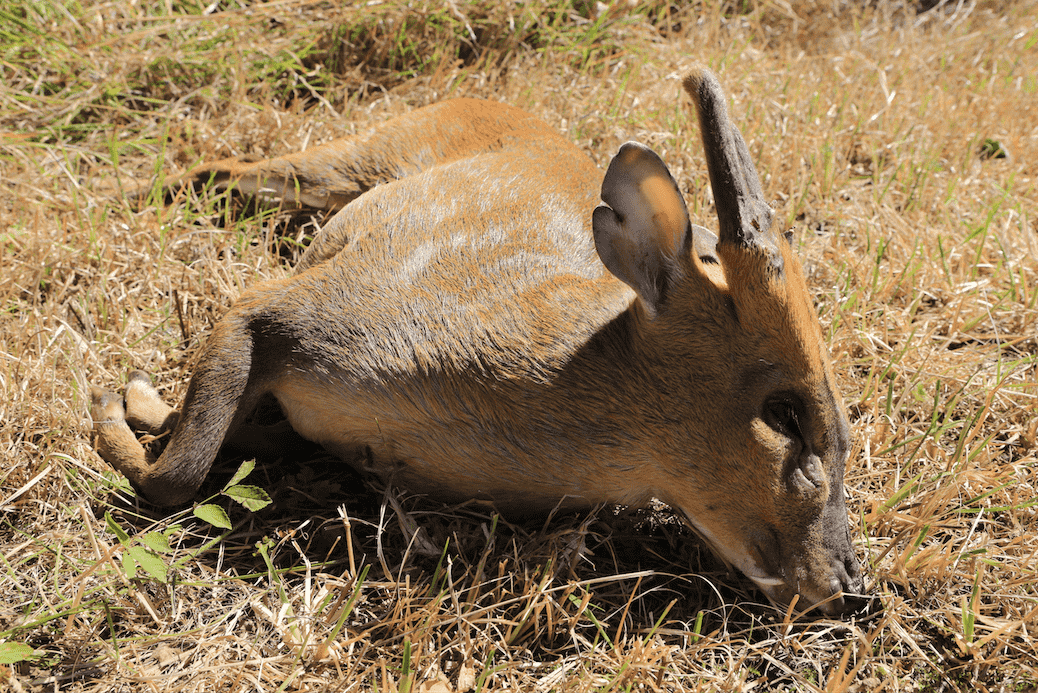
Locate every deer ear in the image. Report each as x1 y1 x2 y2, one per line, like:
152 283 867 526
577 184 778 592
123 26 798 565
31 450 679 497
592 142 691 316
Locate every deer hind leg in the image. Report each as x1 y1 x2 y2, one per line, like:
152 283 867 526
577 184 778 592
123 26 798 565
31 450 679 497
91 371 184 495
122 370 180 435
148 102 437 212
92 386 294 507
153 99 534 215
91 310 274 506
91 384 158 487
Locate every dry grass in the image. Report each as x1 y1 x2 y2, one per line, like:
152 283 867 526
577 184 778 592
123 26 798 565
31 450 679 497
2 0 1037 690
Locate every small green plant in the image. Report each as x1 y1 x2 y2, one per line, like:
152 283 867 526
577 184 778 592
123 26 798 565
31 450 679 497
104 511 178 582
474 648 503 693
979 138 1008 159
958 572 982 657
192 459 273 530
0 641 38 665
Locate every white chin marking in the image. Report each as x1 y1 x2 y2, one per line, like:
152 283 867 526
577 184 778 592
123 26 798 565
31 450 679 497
747 575 785 588
682 516 785 590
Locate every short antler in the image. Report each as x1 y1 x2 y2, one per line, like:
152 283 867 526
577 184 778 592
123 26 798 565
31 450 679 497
683 68 780 271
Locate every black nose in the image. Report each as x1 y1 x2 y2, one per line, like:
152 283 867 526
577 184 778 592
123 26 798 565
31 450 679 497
822 555 871 617
823 559 881 618
822 586 872 617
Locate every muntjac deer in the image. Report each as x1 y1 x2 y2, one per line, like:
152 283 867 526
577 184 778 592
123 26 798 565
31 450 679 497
91 69 866 617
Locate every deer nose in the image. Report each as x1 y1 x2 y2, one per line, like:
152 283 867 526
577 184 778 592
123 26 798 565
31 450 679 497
816 568 870 617
813 576 856 617
817 582 847 617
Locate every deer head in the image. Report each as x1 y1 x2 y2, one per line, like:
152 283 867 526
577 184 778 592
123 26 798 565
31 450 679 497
591 69 863 615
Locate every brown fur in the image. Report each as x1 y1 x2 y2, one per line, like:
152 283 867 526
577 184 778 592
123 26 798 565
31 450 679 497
91 69 865 617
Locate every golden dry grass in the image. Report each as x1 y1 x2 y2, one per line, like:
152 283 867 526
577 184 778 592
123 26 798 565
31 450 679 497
1 0 1036 690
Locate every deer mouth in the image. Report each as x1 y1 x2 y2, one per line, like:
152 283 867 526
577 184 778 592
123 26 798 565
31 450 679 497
678 513 866 618
745 574 851 618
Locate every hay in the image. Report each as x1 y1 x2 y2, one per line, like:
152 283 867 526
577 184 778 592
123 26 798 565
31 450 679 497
1 0 1035 690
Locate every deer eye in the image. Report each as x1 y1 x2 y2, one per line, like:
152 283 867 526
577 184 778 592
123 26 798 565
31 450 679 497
763 397 802 440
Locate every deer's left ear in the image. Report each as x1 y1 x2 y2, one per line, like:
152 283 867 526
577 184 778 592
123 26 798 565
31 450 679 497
592 142 691 316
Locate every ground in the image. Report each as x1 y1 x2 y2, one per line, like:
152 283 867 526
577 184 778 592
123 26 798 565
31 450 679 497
1 1 1036 691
